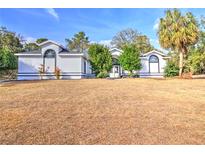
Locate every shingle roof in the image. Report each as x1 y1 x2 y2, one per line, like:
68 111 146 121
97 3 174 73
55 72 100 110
58 48 69 54
59 48 86 54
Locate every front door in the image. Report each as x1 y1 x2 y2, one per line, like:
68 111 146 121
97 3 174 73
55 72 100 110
149 55 159 73
110 65 121 78
44 58 55 72
149 63 159 73
43 49 56 79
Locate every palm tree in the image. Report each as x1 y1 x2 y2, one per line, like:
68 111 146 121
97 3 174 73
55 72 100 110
158 9 199 77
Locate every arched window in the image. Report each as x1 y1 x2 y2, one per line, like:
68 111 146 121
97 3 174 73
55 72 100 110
43 49 56 73
149 55 159 73
149 55 159 63
44 49 56 58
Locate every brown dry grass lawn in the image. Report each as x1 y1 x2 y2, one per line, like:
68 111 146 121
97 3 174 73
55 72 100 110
0 79 205 144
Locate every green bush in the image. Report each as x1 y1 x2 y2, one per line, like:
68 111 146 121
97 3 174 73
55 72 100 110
185 51 205 74
88 44 112 78
119 44 141 75
96 71 109 78
0 47 17 70
164 61 179 77
129 73 139 78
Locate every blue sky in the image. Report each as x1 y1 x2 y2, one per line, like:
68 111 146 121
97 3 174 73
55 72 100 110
0 8 204 50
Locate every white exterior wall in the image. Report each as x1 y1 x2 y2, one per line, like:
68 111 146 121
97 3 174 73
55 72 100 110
86 61 92 74
16 42 169 80
16 42 91 80
139 53 167 78
81 57 85 73
18 56 42 73
79 57 93 78
109 49 169 78
18 56 42 80
140 57 148 73
111 51 121 57
145 53 167 73
58 56 83 79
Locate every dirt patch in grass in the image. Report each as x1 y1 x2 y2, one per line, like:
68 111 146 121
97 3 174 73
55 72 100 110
0 79 205 144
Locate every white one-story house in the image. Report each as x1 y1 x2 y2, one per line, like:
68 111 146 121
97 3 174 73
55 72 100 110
109 48 170 78
15 40 170 80
15 40 92 80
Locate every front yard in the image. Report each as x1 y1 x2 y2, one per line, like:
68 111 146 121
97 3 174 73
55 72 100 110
0 79 205 144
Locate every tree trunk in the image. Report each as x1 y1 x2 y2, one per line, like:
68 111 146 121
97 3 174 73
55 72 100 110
179 51 184 77
129 70 133 77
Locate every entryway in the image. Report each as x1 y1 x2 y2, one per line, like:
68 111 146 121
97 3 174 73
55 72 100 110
149 55 159 73
43 49 56 79
109 65 121 78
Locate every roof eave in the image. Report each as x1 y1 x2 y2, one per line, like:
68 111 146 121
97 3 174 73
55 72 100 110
143 50 167 57
109 48 123 53
59 53 84 56
15 53 42 56
37 40 66 49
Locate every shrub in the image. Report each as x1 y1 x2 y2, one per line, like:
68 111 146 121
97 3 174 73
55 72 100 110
164 61 179 77
38 64 44 80
88 44 112 78
131 73 139 78
55 67 61 79
96 71 109 78
185 51 205 74
119 44 141 77
0 47 17 70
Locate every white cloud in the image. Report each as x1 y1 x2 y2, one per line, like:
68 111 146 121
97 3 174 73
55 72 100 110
24 36 36 44
153 18 160 31
45 8 59 20
98 40 112 47
90 40 112 47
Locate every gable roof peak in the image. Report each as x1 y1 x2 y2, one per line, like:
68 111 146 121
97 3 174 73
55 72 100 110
143 50 167 57
37 40 66 49
109 48 123 52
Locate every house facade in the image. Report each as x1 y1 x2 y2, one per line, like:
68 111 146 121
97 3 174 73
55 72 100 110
109 48 170 78
15 40 170 80
15 40 92 80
